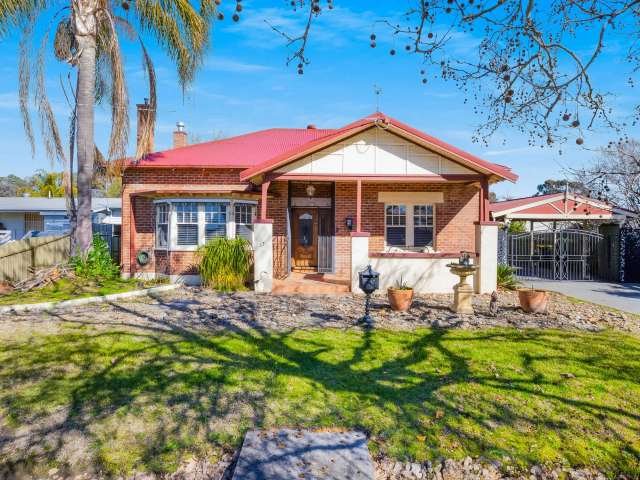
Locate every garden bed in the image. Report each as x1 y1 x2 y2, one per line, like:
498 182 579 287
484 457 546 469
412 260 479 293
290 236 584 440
0 277 168 306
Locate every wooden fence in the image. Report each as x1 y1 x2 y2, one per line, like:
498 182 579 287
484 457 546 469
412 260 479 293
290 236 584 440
0 235 70 283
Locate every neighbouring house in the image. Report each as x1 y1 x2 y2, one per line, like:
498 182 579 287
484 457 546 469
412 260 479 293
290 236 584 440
490 192 639 282
122 110 518 293
0 196 121 244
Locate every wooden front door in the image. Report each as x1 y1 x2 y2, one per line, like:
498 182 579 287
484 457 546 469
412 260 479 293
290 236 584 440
292 208 317 269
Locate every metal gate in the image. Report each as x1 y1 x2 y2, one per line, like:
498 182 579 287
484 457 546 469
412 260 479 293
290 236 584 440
507 229 604 280
317 209 334 273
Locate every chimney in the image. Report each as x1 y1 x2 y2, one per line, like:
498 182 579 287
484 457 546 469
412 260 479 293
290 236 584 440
173 121 188 149
136 98 154 155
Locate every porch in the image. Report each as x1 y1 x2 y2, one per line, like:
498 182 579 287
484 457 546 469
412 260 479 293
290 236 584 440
254 178 498 295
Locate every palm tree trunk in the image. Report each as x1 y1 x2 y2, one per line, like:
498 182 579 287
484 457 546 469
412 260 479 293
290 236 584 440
74 34 96 255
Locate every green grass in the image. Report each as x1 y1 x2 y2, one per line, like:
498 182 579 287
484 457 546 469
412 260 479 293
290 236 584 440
0 277 166 306
1 325 639 477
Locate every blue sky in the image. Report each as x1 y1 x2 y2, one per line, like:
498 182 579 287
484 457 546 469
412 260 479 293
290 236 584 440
0 0 638 198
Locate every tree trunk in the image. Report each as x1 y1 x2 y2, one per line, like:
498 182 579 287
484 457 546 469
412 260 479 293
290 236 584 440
74 34 96 255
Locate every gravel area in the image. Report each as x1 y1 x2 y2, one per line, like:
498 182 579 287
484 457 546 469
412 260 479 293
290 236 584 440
1 287 638 337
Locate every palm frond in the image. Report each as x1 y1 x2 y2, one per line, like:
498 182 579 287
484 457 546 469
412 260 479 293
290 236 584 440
18 15 36 157
97 9 129 161
34 21 66 165
133 0 215 87
135 39 156 159
0 0 48 37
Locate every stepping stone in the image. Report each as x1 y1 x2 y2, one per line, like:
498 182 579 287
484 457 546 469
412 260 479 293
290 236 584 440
232 429 374 480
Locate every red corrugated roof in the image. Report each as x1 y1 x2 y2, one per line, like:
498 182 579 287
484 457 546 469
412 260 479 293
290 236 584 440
489 193 560 212
131 128 336 168
129 112 518 182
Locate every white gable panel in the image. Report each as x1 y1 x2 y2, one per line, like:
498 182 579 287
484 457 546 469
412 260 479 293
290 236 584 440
311 152 343 173
376 144 408 174
275 128 478 175
441 160 474 174
407 153 440 174
342 143 375 174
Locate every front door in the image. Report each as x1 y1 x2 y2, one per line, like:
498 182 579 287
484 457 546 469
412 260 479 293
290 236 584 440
292 208 317 270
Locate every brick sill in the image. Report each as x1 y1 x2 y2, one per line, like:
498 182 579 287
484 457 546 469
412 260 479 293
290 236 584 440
370 252 478 259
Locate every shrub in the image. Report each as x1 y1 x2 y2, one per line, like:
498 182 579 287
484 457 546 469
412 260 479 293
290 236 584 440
72 235 121 280
508 220 527 234
497 264 520 290
197 237 252 291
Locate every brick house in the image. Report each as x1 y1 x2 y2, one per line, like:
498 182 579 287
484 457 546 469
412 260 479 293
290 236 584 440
122 111 518 293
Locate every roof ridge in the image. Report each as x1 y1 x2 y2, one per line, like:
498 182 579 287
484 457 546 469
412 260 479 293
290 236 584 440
490 192 560 204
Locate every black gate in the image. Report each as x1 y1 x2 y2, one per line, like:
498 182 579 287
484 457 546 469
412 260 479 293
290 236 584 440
317 209 334 273
507 229 605 280
621 226 640 282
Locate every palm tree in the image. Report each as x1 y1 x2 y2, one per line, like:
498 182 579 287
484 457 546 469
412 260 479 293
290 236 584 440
19 169 66 197
1 0 216 255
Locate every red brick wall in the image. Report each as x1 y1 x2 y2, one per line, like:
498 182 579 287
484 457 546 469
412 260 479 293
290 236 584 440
122 167 246 276
357 183 480 254
266 181 289 278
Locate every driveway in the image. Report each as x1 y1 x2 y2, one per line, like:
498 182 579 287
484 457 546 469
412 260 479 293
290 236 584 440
528 280 640 315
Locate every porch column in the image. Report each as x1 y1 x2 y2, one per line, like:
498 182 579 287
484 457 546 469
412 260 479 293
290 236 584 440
255 180 273 293
350 232 370 293
356 179 362 232
474 221 499 294
254 220 273 293
260 181 271 221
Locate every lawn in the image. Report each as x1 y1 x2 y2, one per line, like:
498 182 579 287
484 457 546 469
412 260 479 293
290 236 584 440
1 323 639 478
0 277 165 306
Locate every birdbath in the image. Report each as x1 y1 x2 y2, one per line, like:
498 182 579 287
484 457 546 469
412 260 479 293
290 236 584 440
446 263 480 314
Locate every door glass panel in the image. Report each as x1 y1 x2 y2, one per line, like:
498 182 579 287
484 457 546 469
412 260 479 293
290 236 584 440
298 213 313 247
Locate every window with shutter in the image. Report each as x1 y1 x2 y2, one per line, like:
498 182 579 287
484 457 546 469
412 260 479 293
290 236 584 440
235 203 254 242
413 205 434 247
385 205 406 246
176 202 198 246
155 203 169 248
204 203 227 241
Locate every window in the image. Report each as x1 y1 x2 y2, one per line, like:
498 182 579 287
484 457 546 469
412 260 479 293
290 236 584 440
205 203 227 241
385 205 406 246
235 203 254 242
156 200 257 249
385 204 435 249
156 203 169 248
413 205 434 247
176 202 198 246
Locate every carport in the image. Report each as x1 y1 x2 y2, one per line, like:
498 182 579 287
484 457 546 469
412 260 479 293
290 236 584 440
490 192 638 281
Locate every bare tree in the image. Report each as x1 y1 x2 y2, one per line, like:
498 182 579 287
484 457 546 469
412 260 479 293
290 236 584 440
273 0 640 148
581 140 640 213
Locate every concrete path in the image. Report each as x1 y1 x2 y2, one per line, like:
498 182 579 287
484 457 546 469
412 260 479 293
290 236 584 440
528 280 640 315
232 429 374 480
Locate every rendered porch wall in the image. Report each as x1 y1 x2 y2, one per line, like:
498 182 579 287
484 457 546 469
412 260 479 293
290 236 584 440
370 257 462 293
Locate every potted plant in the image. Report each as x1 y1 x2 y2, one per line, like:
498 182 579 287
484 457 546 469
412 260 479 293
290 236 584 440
518 286 549 313
388 276 414 312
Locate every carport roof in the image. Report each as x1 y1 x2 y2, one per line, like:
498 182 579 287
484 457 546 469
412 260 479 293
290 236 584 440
490 192 638 222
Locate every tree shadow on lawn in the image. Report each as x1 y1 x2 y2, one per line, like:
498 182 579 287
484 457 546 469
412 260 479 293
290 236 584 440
1 294 640 478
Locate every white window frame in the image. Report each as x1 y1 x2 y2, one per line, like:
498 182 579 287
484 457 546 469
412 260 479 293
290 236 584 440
153 199 257 251
155 202 170 249
175 202 199 248
234 203 256 242
384 203 436 251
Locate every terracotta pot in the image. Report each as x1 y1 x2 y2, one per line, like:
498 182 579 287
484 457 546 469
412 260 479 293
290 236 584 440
388 288 414 312
518 288 549 313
